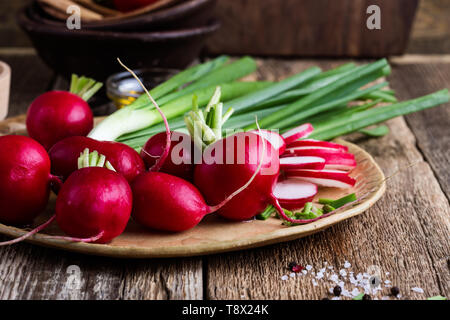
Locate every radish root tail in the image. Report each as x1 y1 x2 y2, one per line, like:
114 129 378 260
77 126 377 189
117 58 171 172
0 215 56 246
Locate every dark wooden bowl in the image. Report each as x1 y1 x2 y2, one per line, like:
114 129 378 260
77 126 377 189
30 0 217 31
17 7 220 81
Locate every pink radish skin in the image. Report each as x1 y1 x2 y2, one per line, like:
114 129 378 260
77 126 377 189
285 169 356 188
56 167 132 243
132 132 278 231
281 123 314 145
26 91 94 150
49 136 145 182
194 132 281 221
132 172 209 232
0 135 62 225
273 179 317 210
286 139 348 152
250 129 286 155
141 131 196 181
282 148 356 171
280 156 325 170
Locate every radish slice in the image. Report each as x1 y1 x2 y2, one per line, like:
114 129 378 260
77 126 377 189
281 123 314 145
280 156 325 170
286 139 348 152
285 169 356 189
251 129 286 155
281 148 356 171
273 179 317 210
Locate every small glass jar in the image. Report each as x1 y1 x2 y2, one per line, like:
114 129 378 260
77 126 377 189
106 68 178 109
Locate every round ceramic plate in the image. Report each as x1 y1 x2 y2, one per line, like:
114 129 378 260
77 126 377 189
0 116 385 258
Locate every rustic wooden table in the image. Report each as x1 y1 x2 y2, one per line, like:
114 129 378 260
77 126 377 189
0 51 448 300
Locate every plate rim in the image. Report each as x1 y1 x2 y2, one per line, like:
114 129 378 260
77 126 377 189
0 139 386 258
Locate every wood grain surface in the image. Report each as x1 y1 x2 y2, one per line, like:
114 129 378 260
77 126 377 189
205 0 418 57
0 53 448 300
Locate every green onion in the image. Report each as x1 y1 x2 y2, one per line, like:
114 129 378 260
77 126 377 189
156 56 257 105
129 55 229 109
319 193 356 209
224 66 322 114
69 74 103 101
256 205 275 220
359 125 390 137
246 59 391 130
309 89 450 140
90 81 271 141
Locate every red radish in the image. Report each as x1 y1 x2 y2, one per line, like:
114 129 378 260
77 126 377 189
55 166 132 243
282 148 356 171
131 172 208 232
194 131 281 221
286 139 348 152
132 130 275 231
280 156 325 170
273 179 317 210
0 135 62 225
281 123 314 145
285 169 356 189
250 129 286 155
48 136 145 182
141 131 196 181
26 75 102 150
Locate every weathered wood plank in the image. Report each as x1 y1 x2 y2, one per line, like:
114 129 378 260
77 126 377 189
206 60 450 300
388 62 450 200
0 59 203 300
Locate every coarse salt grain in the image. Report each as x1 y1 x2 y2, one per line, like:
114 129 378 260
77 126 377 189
302 270 307 275
412 287 424 293
306 265 312 271
339 269 347 277
312 279 318 286
331 296 341 300
382 296 390 300
281 275 288 281
289 273 296 278
351 288 360 297
384 280 391 284
344 261 351 268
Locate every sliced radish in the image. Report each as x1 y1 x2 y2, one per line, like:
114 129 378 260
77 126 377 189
286 139 348 152
285 169 356 189
273 179 317 210
282 148 356 171
281 123 314 145
280 156 325 170
250 129 286 155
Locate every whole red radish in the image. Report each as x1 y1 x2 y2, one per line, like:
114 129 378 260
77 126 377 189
194 132 281 221
26 75 102 150
0 135 61 225
131 172 208 232
141 131 196 181
48 136 145 182
55 166 132 243
114 0 159 12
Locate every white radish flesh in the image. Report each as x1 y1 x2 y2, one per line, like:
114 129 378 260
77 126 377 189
280 156 325 170
286 139 348 151
251 129 286 155
281 123 314 145
285 169 356 189
281 148 356 171
273 179 317 210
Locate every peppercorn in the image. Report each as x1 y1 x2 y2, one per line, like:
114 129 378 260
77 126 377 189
391 286 400 296
362 294 371 300
288 261 297 270
333 285 342 296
